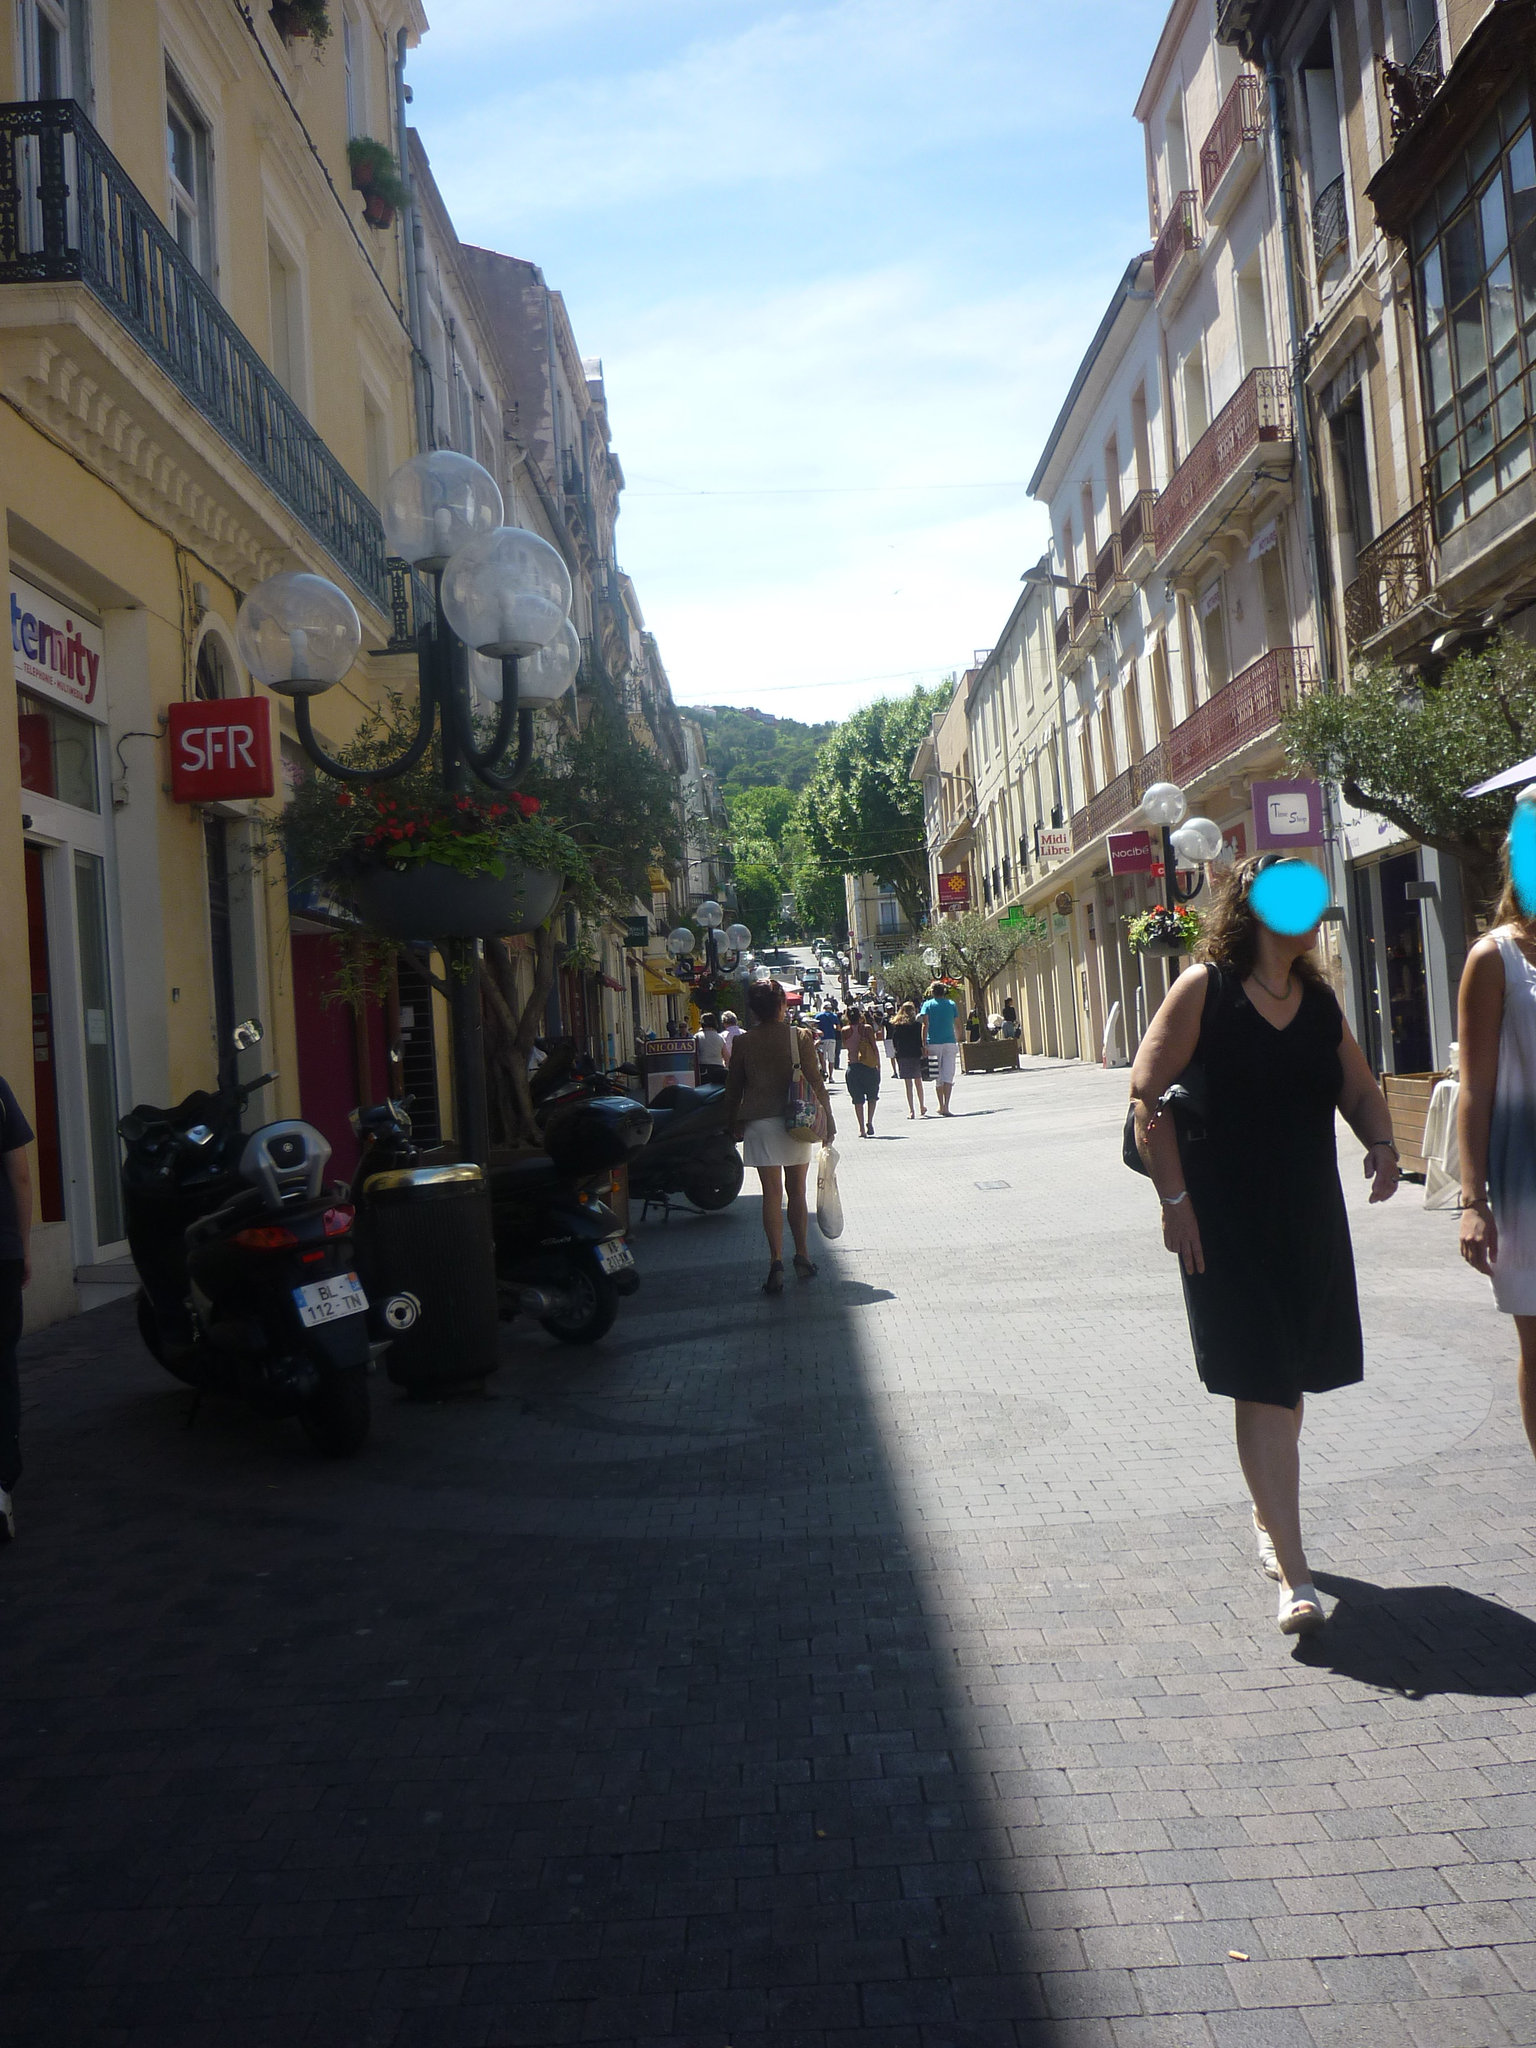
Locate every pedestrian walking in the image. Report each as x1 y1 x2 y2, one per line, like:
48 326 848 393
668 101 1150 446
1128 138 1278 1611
694 1012 728 1086
844 1007 883 1137
0 1071 34 1544
724 979 836 1295
1128 854 1400 1637
815 999 841 1076
1457 803 1536 1459
920 982 960 1115
888 1002 928 1118
719 1011 743 1060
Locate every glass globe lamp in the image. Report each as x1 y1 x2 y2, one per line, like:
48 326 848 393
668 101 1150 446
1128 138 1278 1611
1140 780 1188 828
383 451 503 572
695 899 724 930
665 927 695 957
440 526 572 659
517 617 580 707
236 572 361 696
726 923 751 951
1171 816 1224 864
467 648 503 703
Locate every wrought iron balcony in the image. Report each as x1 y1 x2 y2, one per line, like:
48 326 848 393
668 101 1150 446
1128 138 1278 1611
1070 574 1099 642
1382 24 1443 144
0 99 387 606
1343 502 1434 650
1154 367 1292 569
1070 648 1314 851
1054 607 1072 660
1152 189 1200 302
1200 74 1264 219
1312 173 1348 271
1094 532 1126 608
1119 488 1157 570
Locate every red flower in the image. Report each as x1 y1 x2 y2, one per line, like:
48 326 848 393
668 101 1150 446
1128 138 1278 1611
388 825 403 839
514 793 541 817
403 822 416 836
336 790 354 807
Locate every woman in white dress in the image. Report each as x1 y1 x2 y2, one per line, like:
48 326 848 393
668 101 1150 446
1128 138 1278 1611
723 980 836 1294
1458 805 1536 1458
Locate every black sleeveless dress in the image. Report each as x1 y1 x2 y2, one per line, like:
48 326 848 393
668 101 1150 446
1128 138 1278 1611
1179 964 1363 1407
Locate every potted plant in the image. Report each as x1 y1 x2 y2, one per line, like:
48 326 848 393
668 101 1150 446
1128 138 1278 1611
346 137 396 193
360 164 410 231
279 778 590 941
270 1 332 46
1125 903 1202 958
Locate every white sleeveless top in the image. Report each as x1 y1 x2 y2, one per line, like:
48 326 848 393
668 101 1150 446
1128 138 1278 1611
1487 928 1536 1313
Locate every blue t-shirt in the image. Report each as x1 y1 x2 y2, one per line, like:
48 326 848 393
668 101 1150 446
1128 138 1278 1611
920 997 958 1045
816 1008 839 1039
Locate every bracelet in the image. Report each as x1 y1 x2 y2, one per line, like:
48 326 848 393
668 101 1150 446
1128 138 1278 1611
1161 1190 1189 1208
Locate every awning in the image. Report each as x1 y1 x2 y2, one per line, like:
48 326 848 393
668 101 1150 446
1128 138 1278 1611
1466 757 1536 798
643 964 688 996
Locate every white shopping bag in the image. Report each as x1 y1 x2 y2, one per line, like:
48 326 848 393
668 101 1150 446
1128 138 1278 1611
815 1144 844 1240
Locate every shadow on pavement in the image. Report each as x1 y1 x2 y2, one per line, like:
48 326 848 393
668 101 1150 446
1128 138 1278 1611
1 1193 1072 2046
1300 1572 1536 1699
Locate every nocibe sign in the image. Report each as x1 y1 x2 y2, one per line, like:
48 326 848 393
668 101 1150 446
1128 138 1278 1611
168 697 275 803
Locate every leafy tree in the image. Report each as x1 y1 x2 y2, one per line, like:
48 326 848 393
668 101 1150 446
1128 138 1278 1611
798 686 950 929
793 862 849 943
879 951 935 1006
919 908 1046 1030
731 858 786 944
697 705 833 794
1283 634 1536 917
725 783 798 851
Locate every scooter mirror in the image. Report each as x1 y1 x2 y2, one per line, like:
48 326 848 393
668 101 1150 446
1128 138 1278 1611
232 1018 264 1051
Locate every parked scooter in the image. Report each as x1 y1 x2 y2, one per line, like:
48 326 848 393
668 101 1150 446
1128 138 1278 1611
121 1022 383 1456
352 1094 650 1346
532 1054 743 1213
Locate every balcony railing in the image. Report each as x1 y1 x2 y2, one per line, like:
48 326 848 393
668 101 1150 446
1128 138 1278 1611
1200 74 1264 206
1343 502 1434 649
0 98 387 606
1119 488 1157 562
1382 24 1443 143
1094 532 1124 601
1070 648 1314 851
1154 367 1292 563
1152 189 1200 296
1054 608 1072 659
1070 575 1098 640
1312 173 1348 269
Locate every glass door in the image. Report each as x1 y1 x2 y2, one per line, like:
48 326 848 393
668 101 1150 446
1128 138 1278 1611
73 851 124 1245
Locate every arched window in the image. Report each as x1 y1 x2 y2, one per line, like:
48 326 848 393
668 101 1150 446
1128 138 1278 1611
194 633 234 701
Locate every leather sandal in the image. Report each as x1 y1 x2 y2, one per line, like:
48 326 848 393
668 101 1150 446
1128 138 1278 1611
793 1254 818 1281
1253 1512 1281 1582
1277 1584 1325 1636
762 1260 784 1296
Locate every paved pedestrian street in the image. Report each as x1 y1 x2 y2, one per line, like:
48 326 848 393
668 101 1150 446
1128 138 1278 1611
6 1059 1536 2048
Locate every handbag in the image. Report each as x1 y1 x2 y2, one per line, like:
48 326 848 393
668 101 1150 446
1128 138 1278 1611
815 1144 844 1238
785 1027 829 1144
1122 965 1216 1176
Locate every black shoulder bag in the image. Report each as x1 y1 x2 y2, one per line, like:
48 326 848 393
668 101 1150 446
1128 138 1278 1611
1122 963 1216 1177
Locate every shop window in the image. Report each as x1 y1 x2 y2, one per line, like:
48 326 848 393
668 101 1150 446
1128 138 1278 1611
166 69 214 282
23 846 65 1225
1412 79 1536 538
17 687 100 812
74 850 123 1244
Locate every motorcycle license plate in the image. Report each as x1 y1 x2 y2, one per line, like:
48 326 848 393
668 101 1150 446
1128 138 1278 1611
596 1240 635 1276
293 1273 369 1327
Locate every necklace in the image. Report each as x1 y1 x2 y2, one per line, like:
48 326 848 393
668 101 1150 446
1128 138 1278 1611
1251 968 1294 1003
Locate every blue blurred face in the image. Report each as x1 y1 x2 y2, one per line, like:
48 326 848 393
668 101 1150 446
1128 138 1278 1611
1248 860 1330 938
1511 802 1536 915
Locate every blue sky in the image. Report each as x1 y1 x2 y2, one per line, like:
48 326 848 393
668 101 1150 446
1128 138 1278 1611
408 1 1169 717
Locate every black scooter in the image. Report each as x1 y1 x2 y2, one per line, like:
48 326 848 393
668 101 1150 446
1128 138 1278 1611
353 1096 648 1346
532 1055 743 1214
121 1023 384 1456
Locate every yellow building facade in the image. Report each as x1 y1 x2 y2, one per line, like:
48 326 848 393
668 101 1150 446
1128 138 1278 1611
1 0 429 1326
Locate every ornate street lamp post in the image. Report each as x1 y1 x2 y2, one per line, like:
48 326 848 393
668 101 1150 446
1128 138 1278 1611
237 451 579 1165
1138 781 1225 901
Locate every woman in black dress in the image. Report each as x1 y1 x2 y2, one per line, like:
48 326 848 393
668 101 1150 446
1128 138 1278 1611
1129 855 1400 1636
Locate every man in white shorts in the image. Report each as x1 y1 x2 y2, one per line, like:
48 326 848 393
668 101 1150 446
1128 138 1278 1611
919 982 961 1116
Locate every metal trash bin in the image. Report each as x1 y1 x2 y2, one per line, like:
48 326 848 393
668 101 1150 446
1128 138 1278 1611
361 1163 499 1393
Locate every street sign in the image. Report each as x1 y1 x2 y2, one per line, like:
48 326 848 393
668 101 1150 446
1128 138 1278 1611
167 697 274 803
937 870 970 908
623 916 650 948
1108 829 1153 874
1038 827 1072 862
1252 778 1325 849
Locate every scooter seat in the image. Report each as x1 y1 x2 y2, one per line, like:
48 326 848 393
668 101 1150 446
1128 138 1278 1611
184 1185 269 1246
649 1083 724 1114
488 1154 563 1197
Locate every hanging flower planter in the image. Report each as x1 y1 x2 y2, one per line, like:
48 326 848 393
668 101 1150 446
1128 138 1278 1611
346 137 395 193
362 190 398 230
270 1 331 45
343 861 563 939
1126 904 1203 958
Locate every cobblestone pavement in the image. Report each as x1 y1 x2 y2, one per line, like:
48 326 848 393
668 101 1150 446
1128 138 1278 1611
5 1058 1536 2048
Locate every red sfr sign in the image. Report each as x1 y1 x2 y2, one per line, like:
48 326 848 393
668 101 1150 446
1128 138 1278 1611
168 698 274 803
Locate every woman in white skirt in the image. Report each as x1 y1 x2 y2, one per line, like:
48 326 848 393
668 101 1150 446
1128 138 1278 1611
723 979 836 1294
1459 794 1536 1459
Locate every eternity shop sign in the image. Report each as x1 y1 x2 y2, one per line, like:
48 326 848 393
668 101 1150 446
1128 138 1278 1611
10 573 103 713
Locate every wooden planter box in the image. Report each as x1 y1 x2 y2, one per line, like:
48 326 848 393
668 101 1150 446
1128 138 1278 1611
1382 1070 1446 1178
961 1038 1021 1075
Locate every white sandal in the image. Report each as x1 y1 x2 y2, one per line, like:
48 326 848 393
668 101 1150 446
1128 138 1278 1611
1253 1512 1281 1582
1277 1584 1325 1636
